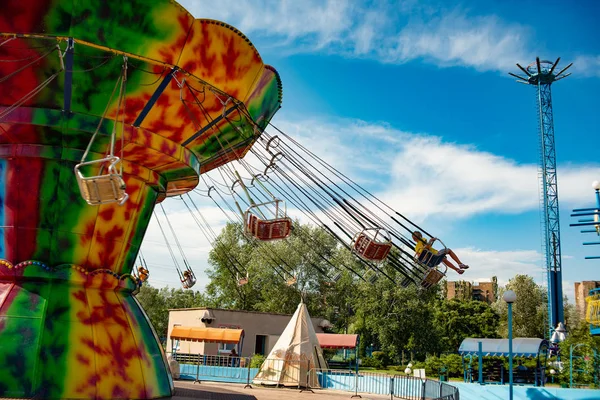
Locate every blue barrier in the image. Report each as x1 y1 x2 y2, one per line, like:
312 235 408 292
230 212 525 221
179 363 259 384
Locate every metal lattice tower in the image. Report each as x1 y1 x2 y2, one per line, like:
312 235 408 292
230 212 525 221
510 57 572 336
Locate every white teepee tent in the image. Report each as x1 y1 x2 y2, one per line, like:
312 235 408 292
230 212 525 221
253 301 328 387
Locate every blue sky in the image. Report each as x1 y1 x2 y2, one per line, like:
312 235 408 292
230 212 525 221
142 0 600 302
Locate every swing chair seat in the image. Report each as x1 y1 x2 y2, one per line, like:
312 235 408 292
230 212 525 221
181 270 197 289
74 158 128 206
417 248 448 268
246 214 292 241
421 268 445 289
238 277 249 286
182 278 196 289
352 232 392 262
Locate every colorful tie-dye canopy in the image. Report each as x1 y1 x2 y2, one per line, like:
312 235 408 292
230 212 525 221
0 1 282 398
0 0 282 195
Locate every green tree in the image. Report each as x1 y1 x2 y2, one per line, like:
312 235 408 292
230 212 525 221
355 275 443 362
434 299 500 351
494 275 546 338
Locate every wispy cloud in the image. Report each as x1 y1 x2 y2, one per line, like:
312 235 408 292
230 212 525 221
276 117 600 221
179 0 598 77
573 55 600 77
386 13 531 72
457 248 543 285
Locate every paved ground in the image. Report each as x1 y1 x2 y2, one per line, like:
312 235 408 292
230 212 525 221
172 380 389 400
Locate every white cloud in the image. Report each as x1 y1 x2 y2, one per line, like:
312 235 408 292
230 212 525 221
272 118 600 221
386 13 531 72
456 247 543 284
177 1 599 77
573 55 600 78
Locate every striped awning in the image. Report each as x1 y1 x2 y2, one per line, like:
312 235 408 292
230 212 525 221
170 327 244 344
316 333 359 349
459 338 548 358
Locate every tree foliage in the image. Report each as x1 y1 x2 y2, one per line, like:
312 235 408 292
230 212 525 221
494 274 547 338
434 299 500 351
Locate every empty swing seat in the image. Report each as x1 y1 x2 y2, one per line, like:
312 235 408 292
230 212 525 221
353 233 392 262
74 157 128 206
246 214 292 241
421 268 445 289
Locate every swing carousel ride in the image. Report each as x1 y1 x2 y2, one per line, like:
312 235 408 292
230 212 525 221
0 0 454 399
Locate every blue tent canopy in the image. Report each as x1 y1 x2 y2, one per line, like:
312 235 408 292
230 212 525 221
459 338 549 358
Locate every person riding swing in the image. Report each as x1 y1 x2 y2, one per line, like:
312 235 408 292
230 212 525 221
412 231 469 275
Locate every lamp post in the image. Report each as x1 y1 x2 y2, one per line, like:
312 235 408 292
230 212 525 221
503 290 517 400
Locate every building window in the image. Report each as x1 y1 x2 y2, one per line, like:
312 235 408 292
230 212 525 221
218 343 238 354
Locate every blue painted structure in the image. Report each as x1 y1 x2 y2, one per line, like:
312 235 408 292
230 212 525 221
179 364 259 384
459 338 549 386
570 184 600 260
510 57 572 337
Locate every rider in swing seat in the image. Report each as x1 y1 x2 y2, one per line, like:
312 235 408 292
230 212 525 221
412 231 469 275
182 270 196 288
138 266 149 283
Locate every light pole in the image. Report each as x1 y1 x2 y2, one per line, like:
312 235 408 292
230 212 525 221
503 290 517 400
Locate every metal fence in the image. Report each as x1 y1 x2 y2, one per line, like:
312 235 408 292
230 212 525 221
168 354 459 400
169 352 256 385
308 369 459 400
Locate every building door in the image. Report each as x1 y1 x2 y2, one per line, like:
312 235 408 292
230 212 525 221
255 335 267 355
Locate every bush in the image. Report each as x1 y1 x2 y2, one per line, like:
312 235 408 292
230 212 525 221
441 354 464 378
372 351 391 368
250 354 266 368
361 356 382 369
423 355 442 377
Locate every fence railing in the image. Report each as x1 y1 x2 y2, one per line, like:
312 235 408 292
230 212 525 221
308 368 459 400
168 354 459 400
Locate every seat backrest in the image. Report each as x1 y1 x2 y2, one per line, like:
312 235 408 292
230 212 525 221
354 233 391 262
252 217 292 241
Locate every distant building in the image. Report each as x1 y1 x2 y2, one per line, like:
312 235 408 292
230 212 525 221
575 281 600 319
446 278 497 304
167 307 329 358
